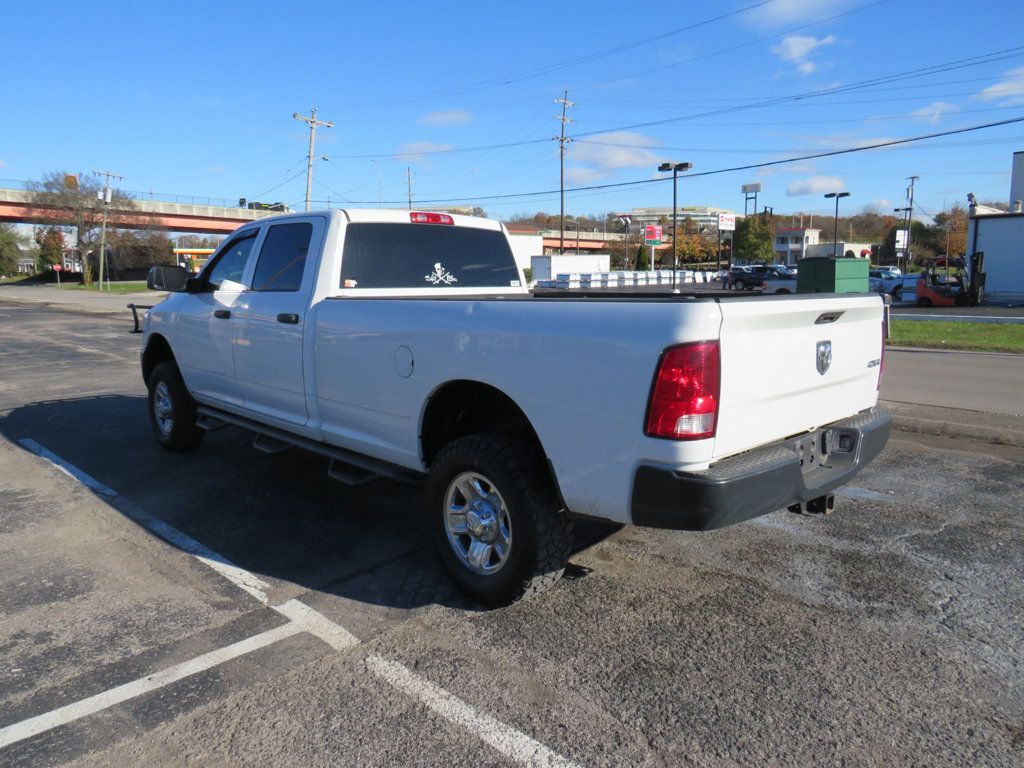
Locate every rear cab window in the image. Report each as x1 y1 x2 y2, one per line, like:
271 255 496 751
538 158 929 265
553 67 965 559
339 223 521 292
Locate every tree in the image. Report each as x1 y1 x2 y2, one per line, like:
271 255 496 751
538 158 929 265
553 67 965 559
930 205 968 256
34 227 65 269
732 214 774 263
0 224 27 275
634 244 649 271
28 171 135 284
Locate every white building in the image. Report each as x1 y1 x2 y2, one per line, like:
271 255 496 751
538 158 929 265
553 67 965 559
774 227 820 265
616 206 738 233
966 150 1024 302
803 241 873 260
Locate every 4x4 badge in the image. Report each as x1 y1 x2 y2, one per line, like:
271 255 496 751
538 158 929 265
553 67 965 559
816 340 832 375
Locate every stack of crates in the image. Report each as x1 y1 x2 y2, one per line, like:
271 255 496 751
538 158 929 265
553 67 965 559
797 257 869 294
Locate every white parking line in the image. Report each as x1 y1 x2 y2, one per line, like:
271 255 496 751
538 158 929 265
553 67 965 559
367 655 580 768
0 622 301 750
13 439 580 767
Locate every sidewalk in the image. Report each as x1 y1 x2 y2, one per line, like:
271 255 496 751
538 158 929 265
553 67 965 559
880 400 1024 448
0 283 166 315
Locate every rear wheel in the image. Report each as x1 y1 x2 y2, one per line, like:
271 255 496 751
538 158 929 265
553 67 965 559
893 286 903 301
734 279 746 291
428 433 573 606
916 296 932 307
148 361 204 452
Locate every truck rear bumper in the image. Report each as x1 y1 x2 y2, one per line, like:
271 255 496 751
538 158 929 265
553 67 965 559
630 407 891 531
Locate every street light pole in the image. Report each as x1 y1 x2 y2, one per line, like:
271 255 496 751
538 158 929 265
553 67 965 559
824 192 850 257
566 219 580 254
658 161 692 293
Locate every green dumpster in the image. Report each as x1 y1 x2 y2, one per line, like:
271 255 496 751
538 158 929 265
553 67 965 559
797 256 869 293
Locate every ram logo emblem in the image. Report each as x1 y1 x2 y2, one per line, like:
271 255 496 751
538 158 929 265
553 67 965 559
816 340 832 376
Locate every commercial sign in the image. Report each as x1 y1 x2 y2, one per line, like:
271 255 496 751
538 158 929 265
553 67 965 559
895 229 908 249
717 213 736 232
644 225 663 245
741 183 762 194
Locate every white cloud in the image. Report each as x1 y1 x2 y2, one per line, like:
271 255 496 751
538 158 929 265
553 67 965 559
206 166 227 175
395 142 454 166
0 159 6 169
567 132 665 184
786 176 845 196
975 66 1024 105
418 109 473 126
746 0 850 27
772 34 836 75
571 132 662 169
565 167 608 185
758 161 818 177
910 101 956 124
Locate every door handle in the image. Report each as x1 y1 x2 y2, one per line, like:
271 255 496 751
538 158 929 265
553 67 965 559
277 313 300 324
213 309 231 319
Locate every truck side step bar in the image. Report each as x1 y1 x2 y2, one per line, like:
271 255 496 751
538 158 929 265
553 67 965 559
253 433 293 455
196 413 229 431
195 406 422 487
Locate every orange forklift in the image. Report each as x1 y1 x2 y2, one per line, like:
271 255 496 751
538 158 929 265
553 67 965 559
915 252 986 307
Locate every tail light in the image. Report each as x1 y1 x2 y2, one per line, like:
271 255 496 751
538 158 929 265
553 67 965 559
410 212 453 225
645 341 720 440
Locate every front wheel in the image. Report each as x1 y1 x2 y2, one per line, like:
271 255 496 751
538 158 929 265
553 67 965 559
893 286 903 301
428 433 573 606
148 361 204 452
734 279 746 291
917 296 932 308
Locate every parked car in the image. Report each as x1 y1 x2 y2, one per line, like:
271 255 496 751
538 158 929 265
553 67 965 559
730 264 792 290
143 209 890 605
761 273 799 294
869 269 903 299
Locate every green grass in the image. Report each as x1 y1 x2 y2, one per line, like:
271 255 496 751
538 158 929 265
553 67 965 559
59 281 151 294
888 320 1024 354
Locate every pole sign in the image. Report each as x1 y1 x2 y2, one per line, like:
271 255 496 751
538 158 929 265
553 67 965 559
895 229 908 250
717 213 736 232
741 183 762 194
644 225 662 245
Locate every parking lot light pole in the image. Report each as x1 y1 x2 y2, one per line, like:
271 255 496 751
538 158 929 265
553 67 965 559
658 161 692 292
824 192 850 258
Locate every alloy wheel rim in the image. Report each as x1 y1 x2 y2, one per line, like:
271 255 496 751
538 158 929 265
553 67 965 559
443 471 512 576
154 381 174 437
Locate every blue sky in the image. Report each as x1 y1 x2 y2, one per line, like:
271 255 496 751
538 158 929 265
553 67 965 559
3 0 1023 223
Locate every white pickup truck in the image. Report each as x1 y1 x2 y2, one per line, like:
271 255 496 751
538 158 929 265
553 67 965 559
143 209 890 604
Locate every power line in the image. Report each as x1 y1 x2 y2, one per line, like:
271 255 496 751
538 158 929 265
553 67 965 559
341 1 776 111
332 115 1024 206
323 45 1024 162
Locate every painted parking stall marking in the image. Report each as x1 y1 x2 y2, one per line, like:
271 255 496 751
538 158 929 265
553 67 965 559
5 440 579 767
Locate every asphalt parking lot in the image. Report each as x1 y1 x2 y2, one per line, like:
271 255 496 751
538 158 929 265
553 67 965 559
1 300 1022 767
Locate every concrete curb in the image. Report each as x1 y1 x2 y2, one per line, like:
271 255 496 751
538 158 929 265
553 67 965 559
881 401 1024 448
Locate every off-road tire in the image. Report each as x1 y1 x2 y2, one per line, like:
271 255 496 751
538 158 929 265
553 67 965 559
428 432 573 606
148 361 204 452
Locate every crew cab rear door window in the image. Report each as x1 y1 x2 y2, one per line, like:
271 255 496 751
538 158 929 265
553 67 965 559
251 222 312 292
339 223 520 289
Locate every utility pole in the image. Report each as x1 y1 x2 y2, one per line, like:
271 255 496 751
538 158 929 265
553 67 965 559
905 175 918 268
93 169 123 290
406 167 413 210
553 91 574 255
292 107 333 211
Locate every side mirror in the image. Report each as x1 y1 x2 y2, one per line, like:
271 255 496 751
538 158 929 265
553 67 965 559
147 265 188 292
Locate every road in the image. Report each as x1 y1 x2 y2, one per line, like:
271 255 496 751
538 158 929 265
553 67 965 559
882 348 1024 416
0 301 1022 767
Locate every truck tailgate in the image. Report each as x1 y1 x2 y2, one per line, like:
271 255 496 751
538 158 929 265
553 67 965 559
713 295 883 460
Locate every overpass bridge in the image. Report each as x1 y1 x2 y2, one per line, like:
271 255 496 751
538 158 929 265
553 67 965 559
0 187 275 235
